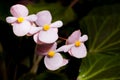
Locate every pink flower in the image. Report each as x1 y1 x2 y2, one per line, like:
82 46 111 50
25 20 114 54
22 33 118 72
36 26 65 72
33 10 63 44
35 43 68 71
56 30 88 58
6 4 40 36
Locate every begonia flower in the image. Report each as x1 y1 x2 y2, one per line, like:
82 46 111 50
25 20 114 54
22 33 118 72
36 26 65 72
35 43 68 71
34 10 63 44
56 30 88 58
6 4 40 36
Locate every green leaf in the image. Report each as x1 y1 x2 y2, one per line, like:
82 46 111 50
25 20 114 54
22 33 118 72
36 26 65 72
77 4 120 80
80 4 120 55
78 54 120 80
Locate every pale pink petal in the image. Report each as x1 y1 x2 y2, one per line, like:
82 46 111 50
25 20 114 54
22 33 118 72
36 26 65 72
33 33 43 44
44 53 63 71
33 33 39 43
66 30 81 44
50 20 63 28
12 20 31 36
49 42 57 51
6 17 17 23
26 14 37 21
36 10 52 26
38 28 58 43
61 59 68 67
10 4 28 17
69 43 87 58
28 26 42 35
56 44 74 52
79 35 88 42
35 43 54 56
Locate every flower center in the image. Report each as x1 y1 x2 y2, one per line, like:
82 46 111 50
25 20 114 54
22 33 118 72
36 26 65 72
48 51 55 57
43 24 50 31
75 41 81 47
17 17 24 23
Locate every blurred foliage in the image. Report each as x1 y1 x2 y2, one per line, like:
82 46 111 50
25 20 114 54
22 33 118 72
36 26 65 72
35 72 68 80
18 72 68 80
0 0 20 21
78 3 120 80
27 1 76 24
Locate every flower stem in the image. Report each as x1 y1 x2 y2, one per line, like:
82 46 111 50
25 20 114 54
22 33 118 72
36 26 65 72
59 37 67 41
30 55 43 74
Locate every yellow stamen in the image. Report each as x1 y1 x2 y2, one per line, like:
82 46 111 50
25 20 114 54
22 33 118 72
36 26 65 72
43 24 50 31
75 41 81 47
48 51 55 57
17 17 24 23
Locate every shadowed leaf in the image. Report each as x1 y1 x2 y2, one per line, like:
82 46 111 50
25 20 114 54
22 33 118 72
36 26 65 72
78 4 120 80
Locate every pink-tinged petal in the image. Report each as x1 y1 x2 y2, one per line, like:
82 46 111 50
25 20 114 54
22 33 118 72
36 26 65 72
33 33 43 44
33 33 38 43
26 14 37 21
69 43 87 58
28 26 42 35
35 43 54 56
6 17 17 23
79 35 88 42
49 42 57 51
39 28 58 43
61 59 68 67
66 30 81 44
36 10 52 26
10 4 28 17
50 20 63 28
12 20 31 36
56 44 74 53
44 53 63 71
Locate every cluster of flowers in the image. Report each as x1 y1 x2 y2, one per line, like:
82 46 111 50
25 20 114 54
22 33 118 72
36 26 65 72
6 4 88 71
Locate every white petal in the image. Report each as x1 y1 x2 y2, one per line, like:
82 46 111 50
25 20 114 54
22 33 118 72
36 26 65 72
61 59 68 67
69 43 87 58
79 35 88 42
49 42 57 51
38 28 58 43
10 4 28 17
6 17 17 23
26 14 37 21
66 30 81 44
28 26 42 35
56 44 74 53
33 33 43 44
36 10 52 26
44 53 63 71
12 20 31 36
50 20 63 28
